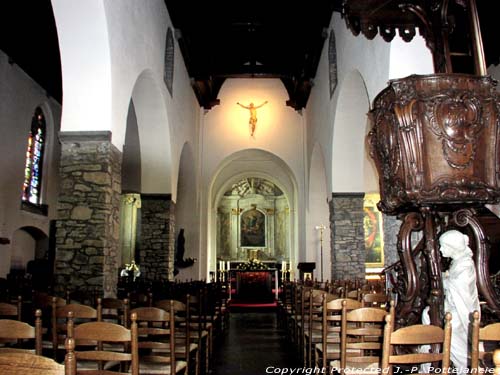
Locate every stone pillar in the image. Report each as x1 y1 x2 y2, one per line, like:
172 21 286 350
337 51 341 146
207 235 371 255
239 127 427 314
382 214 400 267
54 131 122 298
329 193 365 280
139 194 175 282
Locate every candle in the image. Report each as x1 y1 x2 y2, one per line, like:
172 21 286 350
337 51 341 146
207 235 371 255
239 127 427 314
282 261 286 271
226 261 230 271
219 261 224 271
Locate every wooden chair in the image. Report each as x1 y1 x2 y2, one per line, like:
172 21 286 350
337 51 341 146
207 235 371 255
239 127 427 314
0 296 22 320
494 349 500 375
32 293 66 351
99 297 129 326
0 309 42 354
315 298 362 370
335 302 388 374
67 312 139 374
156 299 200 375
303 290 328 366
52 301 99 359
361 293 388 308
186 293 211 373
381 312 452 375
0 338 75 375
131 304 188 374
471 310 500 372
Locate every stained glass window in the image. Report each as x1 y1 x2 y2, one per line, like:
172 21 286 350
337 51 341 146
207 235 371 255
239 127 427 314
164 27 174 96
22 107 46 205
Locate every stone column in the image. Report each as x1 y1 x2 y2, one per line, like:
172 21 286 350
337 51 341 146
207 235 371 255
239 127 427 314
329 193 365 280
382 214 400 267
139 194 175 282
54 131 122 299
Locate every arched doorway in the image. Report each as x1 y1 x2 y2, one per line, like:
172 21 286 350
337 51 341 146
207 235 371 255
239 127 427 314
208 149 299 279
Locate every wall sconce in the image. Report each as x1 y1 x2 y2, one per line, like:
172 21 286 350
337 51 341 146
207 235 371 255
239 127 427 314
237 100 268 137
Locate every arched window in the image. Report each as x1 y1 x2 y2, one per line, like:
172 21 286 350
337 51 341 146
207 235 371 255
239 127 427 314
22 107 46 205
164 27 174 96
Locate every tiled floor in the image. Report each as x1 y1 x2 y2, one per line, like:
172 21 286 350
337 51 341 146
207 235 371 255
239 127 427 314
212 310 300 375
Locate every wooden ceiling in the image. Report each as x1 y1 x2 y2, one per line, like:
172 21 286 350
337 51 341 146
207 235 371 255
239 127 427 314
1 1 499 107
165 1 341 110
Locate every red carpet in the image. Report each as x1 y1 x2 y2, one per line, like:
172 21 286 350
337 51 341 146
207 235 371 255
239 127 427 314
228 300 277 309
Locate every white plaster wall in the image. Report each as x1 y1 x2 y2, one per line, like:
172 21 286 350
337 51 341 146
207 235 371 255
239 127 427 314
307 144 331 280
52 0 200 198
0 51 61 277
307 12 434 194
200 80 306 278
51 0 112 135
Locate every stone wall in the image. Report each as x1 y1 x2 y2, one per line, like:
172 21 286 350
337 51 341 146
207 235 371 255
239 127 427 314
382 214 400 267
54 131 122 298
140 195 175 282
329 193 365 280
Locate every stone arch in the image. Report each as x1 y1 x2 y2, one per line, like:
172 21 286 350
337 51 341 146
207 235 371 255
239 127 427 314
329 70 371 280
331 70 370 192
51 0 113 135
122 99 141 192
307 143 331 282
7 226 48 276
174 142 198 280
131 69 173 194
208 149 299 278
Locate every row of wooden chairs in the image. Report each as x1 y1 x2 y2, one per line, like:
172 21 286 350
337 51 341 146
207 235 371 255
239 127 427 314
0 282 228 375
0 302 190 374
279 282 500 374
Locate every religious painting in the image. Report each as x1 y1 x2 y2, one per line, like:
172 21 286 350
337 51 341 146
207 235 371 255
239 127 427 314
363 194 384 268
240 207 266 247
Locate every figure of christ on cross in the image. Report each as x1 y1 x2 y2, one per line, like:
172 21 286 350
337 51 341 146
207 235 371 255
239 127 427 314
237 100 268 137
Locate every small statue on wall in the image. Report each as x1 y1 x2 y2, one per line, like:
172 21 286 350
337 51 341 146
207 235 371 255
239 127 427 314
174 228 195 275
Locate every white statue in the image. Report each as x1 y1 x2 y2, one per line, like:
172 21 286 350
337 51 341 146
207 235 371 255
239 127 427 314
440 230 480 374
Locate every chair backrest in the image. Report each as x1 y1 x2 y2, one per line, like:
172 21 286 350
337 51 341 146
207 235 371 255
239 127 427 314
361 292 388 308
339 302 388 373
0 309 42 354
381 312 452 375
0 296 22 320
0 337 75 375
0 351 67 375
52 302 99 358
130 304 178 371
494 349 500 375
99 297 129 326
317 298 362 369
471 310 500 371
69 313 139 375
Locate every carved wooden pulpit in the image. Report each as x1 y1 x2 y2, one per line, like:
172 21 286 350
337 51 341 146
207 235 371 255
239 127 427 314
344 0 500 327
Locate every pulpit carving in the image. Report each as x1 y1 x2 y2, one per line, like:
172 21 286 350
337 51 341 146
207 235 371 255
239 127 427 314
370 74 500 328
369 74 500 215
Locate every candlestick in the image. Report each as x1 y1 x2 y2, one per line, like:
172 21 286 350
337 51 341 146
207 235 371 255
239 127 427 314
315 224 326 282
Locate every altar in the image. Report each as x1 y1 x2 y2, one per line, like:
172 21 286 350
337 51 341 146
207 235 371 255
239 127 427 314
230 269 278 303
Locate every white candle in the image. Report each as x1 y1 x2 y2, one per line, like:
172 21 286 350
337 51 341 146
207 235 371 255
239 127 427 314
219 261 224 271
226 261 230 270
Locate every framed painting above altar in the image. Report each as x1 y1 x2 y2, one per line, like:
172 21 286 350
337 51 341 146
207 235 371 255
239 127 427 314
240 207 266 247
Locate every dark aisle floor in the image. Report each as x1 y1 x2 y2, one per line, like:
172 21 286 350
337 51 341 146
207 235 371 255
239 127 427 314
212 310 300 375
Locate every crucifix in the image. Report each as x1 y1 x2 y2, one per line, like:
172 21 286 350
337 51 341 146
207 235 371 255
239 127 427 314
315 224 326 281
237 101 268 137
